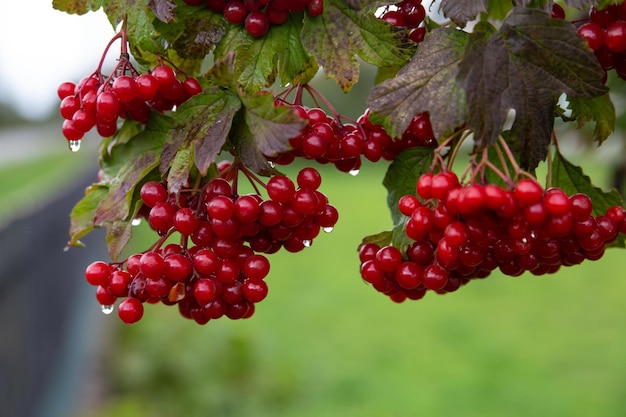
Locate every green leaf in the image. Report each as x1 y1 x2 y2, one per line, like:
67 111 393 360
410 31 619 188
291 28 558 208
487 0 514 21
102 0 161 65
383 147 434 226
229 112 275 176
567 93 616 143
68 184 108 248
214 15 316 93
95 112 172 226
457 7 608 170
439 0 487 27
52 0 102 14
301 0 413 92
552 150 624 216
241 92 306 159
104 196 145 261
166 147 193 195
360 230 392 249
160 88 241 190
152 6 225 60
367 27 469 139
381 147 435 252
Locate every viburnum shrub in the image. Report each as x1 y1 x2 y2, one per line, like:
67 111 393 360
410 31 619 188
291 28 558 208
56 0 626 325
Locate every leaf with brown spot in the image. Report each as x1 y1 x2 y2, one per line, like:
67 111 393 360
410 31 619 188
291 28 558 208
160 88 241 185
148 0 176 23
439 0 487 27
94 112 171 225
367 27 469 140
52 0 102 14
301 0 413 92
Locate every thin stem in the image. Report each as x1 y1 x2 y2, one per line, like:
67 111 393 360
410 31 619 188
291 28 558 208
545 145 553 189
95 32 122 73
493 141 512 180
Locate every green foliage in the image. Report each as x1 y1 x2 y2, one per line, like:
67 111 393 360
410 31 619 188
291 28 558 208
52 0 626 264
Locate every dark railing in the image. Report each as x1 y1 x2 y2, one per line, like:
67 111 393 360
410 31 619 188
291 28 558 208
0 173 110 417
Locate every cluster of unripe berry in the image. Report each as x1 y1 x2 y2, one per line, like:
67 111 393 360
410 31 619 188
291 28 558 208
182 0 323 37
84 165 338 324
272 104 436 173
359 171 626 303
380 0 428 44
576 3 626 80
57 63 202 151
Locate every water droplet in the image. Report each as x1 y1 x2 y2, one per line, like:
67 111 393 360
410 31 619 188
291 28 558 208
323 226 334 233
349 169 360 177
131 218 142 226
68 140 81 152
101 305 114 315
303 239 312 247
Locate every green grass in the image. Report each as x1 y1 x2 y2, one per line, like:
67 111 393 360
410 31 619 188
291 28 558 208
82 161 626 417
0 150 92 225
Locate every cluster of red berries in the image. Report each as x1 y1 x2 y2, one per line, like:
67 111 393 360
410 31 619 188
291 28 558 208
359 171 626 303
577 3 626 80
84 165 338 324
182 0 323 38
57 63 202 150
272 105 436 173
380 0 427 43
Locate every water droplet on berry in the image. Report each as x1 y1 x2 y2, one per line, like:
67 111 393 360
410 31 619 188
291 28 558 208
349 169 360 177
68 140 81 152
131 218 142 226
101 304 114 315
303 239 312 247
323 226 334 233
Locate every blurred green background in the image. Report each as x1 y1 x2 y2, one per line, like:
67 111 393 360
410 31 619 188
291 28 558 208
2 4 626 417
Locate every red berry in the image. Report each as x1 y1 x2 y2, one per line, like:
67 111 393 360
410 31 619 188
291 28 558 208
118 298 144 324
140 181 168 207
245 12 270 37
604 21 626 52
85 261 111 286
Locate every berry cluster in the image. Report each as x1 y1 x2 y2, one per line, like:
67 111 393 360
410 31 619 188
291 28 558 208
272 104 436 173
183 0 323 38
58 63 202 151
359 171 626 303
577 3 626 80
84 165 338 324
380 0 427 44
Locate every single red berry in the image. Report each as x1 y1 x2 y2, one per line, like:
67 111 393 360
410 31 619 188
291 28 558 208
96 91 120 122
514 179 544 206
112 75 139 103
243 279 269 303
422 264 448 291
243 254 271 280
267 175 296 202
296 167 322 190
135 74 160 100
174 207 200 236
140 181 168 207
578 22 604 51
193 278 218 305
118 298 144 324
57 82 76 100
183 77 202 97
375 245 403 272
604 21 626 52
85 261 111 286
245 12 270 37
140 251 165 279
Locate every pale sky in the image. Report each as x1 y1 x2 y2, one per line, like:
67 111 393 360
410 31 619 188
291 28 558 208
0 2 116 119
